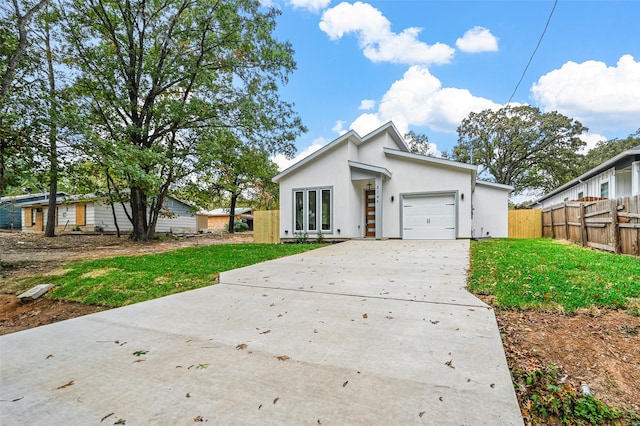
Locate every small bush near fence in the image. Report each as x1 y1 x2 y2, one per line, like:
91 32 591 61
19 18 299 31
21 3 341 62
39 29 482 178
542 195 640 256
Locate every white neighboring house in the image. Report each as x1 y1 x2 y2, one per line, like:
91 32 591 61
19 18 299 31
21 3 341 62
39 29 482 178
273 122 513 241
20 194 201 234
532 146 640 209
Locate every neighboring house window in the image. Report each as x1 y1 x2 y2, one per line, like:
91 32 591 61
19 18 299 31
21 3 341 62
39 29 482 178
600 182 609 198
578 191 584 199
563 197 569 202
293 187 332 233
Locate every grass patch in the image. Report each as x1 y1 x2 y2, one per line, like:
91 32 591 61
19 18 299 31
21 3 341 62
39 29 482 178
468 238 640 312
5 244 323 307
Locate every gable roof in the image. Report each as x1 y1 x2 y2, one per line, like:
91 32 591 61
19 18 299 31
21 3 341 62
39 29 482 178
273 121 408 183
534 145 640 203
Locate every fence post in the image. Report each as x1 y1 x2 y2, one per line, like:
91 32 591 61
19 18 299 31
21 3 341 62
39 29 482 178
549 207 555 239
563 202 569 239
611 199 621 254
580 202 588 247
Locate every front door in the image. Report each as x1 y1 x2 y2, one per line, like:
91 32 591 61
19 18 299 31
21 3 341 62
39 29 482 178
365 190 375 237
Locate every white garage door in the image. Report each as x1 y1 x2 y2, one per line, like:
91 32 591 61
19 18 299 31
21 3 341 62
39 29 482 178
402 193 456 240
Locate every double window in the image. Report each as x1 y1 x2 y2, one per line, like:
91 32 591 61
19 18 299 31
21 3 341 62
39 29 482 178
294 187 332 233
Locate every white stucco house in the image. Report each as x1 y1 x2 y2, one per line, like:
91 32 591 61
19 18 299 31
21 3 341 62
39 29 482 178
532 145 640 208
273 122 513 241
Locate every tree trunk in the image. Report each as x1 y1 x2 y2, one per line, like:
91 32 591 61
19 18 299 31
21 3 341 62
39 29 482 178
228 193 238 234
106 173 121 237
130 186 149 241
44 16 58 238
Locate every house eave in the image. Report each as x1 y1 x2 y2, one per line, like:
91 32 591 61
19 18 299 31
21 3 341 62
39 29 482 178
533 147 640 204
348 160 392 180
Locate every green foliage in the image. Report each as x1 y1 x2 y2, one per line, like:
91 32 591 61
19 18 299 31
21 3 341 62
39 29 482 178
468 239 640 312
59 0 305 240
4 243 322 307
225 219 248 232
513 366 640 424
404 130 431 156
580 129 640 174
453 105 587 194
293 231 308 244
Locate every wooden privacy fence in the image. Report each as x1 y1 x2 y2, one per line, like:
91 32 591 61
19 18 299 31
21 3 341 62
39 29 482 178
253 210 280 244
508 209 542 238
542 195 640 256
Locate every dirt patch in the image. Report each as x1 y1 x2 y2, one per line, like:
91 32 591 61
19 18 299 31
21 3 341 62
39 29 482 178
0 293 106 334
496 309 640 415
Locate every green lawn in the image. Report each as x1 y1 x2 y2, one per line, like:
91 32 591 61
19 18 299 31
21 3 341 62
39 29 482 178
4 243 323 307
468 238 640 312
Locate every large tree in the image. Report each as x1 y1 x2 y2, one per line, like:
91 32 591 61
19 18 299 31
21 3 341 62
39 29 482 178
452 105 587 194
0 0 49 195
581 129 640 173
61 0 304 241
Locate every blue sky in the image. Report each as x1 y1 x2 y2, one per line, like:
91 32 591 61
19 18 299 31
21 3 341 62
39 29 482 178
266 0 640 169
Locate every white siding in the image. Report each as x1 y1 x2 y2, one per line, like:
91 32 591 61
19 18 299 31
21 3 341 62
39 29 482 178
473 183 510 238
55 204 76 228
91 199 196 233
539 168 615 208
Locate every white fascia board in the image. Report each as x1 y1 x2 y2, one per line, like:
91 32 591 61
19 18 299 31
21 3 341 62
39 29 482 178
347 160 392 180
359 121 409 151
475 180 514 192
272 130 361 183
383 147 477 173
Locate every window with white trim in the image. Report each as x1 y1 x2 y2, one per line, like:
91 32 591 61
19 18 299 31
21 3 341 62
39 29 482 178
293 187 332 233
600 182 609 198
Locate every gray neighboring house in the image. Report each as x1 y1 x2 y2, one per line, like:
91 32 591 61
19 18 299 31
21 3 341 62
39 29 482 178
0 192 67 230
20 193 201 234
532 146 640 208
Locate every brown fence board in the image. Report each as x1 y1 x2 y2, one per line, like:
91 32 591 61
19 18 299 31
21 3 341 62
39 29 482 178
540 195 640 256
253 210 280 244
508 209 542 238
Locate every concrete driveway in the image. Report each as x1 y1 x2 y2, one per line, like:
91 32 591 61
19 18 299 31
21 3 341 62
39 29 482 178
0 240 523 425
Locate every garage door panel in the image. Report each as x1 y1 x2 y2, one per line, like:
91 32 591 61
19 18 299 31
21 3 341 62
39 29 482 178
402 194 456 240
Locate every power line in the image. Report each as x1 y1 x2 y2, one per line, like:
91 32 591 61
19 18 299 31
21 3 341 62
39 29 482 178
506 0 558 105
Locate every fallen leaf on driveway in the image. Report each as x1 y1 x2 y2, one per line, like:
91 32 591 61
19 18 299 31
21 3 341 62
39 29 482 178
100 412 114 422
260 330 271 335
445 359 454 369
276 355 290 361
236 343 248 350
273 397 280 404
362 313 368 319
55 380 74 390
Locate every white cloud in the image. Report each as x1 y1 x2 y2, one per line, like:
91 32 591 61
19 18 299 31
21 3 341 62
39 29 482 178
359 99 376 110
455 26 498 53
271 138 328 171
579 132 607 154
288 0 330 13
531 55 640 132
332 120 348 135
350 65 500 136
319 2 454 65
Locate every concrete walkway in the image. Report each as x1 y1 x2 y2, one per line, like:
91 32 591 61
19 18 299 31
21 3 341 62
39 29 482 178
0 240 523 425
